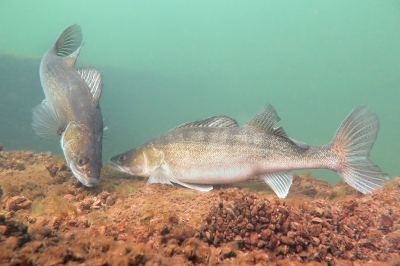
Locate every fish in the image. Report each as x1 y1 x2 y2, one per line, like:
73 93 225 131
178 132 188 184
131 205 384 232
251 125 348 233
32 24 104 187
109 104 389 198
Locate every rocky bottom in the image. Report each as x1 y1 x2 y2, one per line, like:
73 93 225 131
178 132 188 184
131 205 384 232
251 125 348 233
0 149 399 265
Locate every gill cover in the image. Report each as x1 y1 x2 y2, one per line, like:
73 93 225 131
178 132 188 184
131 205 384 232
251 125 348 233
62 122 82 148
141 144 164 175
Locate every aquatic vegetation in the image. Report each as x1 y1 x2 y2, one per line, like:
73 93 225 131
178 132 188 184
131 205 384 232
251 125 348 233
30 200 46 217
51 154 66 163
0 150 399 264
52 184 69 196
166 212 179 225
240 179 270 193
13 161 26 171
0 182 20 197
87 209 102 226
50 195 78 217
19 181 46 200
0 159 25 171
182 191 195 199
115 183 140 196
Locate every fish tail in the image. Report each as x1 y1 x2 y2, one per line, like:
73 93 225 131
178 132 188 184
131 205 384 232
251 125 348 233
331 106 390 194
55 24 83 57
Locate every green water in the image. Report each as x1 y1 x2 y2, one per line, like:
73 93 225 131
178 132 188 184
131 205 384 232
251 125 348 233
1 1 399 184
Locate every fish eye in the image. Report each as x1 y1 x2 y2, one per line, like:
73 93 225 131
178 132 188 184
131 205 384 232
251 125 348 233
77 158 86 166
119 155 127 162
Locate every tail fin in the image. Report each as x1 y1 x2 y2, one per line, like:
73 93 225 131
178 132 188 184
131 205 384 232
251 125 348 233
332 106 390 194
55 24 83 66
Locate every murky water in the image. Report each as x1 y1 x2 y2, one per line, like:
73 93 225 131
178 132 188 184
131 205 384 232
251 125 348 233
1 1 399 183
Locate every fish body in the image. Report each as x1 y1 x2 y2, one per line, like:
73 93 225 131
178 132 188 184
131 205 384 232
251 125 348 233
109 105 389 198
32 24 103 187
129 127 328 184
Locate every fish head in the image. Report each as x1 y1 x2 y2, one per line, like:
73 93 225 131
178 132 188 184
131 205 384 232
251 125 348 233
61 122 103 187
109 143 163 177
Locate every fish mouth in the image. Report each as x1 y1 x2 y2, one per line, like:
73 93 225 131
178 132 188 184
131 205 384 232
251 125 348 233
69 163 99 187
108 160 124 172
84 180 98 187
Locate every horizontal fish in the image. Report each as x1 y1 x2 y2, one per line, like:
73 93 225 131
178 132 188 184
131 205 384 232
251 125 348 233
32 24 104 187
109 104 389 198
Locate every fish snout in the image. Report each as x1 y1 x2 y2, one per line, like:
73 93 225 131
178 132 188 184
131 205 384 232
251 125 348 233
108 159 130 172
108 159 139 175
69 162 100 187
85 178 99 187
107 160 120 171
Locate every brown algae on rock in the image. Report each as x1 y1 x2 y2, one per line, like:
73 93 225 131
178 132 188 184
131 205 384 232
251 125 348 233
0 149 399 265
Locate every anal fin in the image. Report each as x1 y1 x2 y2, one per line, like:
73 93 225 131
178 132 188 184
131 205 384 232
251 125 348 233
259 171 293 198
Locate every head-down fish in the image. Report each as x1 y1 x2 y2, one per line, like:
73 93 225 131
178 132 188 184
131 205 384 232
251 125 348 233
32 24 104 187
109 104 389 198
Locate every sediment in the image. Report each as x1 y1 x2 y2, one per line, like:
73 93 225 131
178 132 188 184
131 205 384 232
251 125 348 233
0 149 399 265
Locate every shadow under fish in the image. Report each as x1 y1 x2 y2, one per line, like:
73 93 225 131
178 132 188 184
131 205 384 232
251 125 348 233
32 24 104 187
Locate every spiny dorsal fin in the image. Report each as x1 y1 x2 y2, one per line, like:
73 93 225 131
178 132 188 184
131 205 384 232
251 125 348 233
77 67 103 106
175 115 239 129
244 104 289 139
56 24 83 66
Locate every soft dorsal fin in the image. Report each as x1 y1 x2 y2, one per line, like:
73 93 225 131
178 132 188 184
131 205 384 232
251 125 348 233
56 24 83 66
289 138 310 149
175 115 239 129
244 104 289 139
77 67 103 106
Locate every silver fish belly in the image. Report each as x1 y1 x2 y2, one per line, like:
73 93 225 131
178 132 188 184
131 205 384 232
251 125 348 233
32 24 104 187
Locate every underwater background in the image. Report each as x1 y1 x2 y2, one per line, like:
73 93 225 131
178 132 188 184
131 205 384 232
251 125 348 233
0 1 399 184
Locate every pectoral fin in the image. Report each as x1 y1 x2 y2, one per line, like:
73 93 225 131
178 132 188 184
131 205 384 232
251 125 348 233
147 164 213 192
147 168 174 186
32 100 66 138
259 171 293 198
